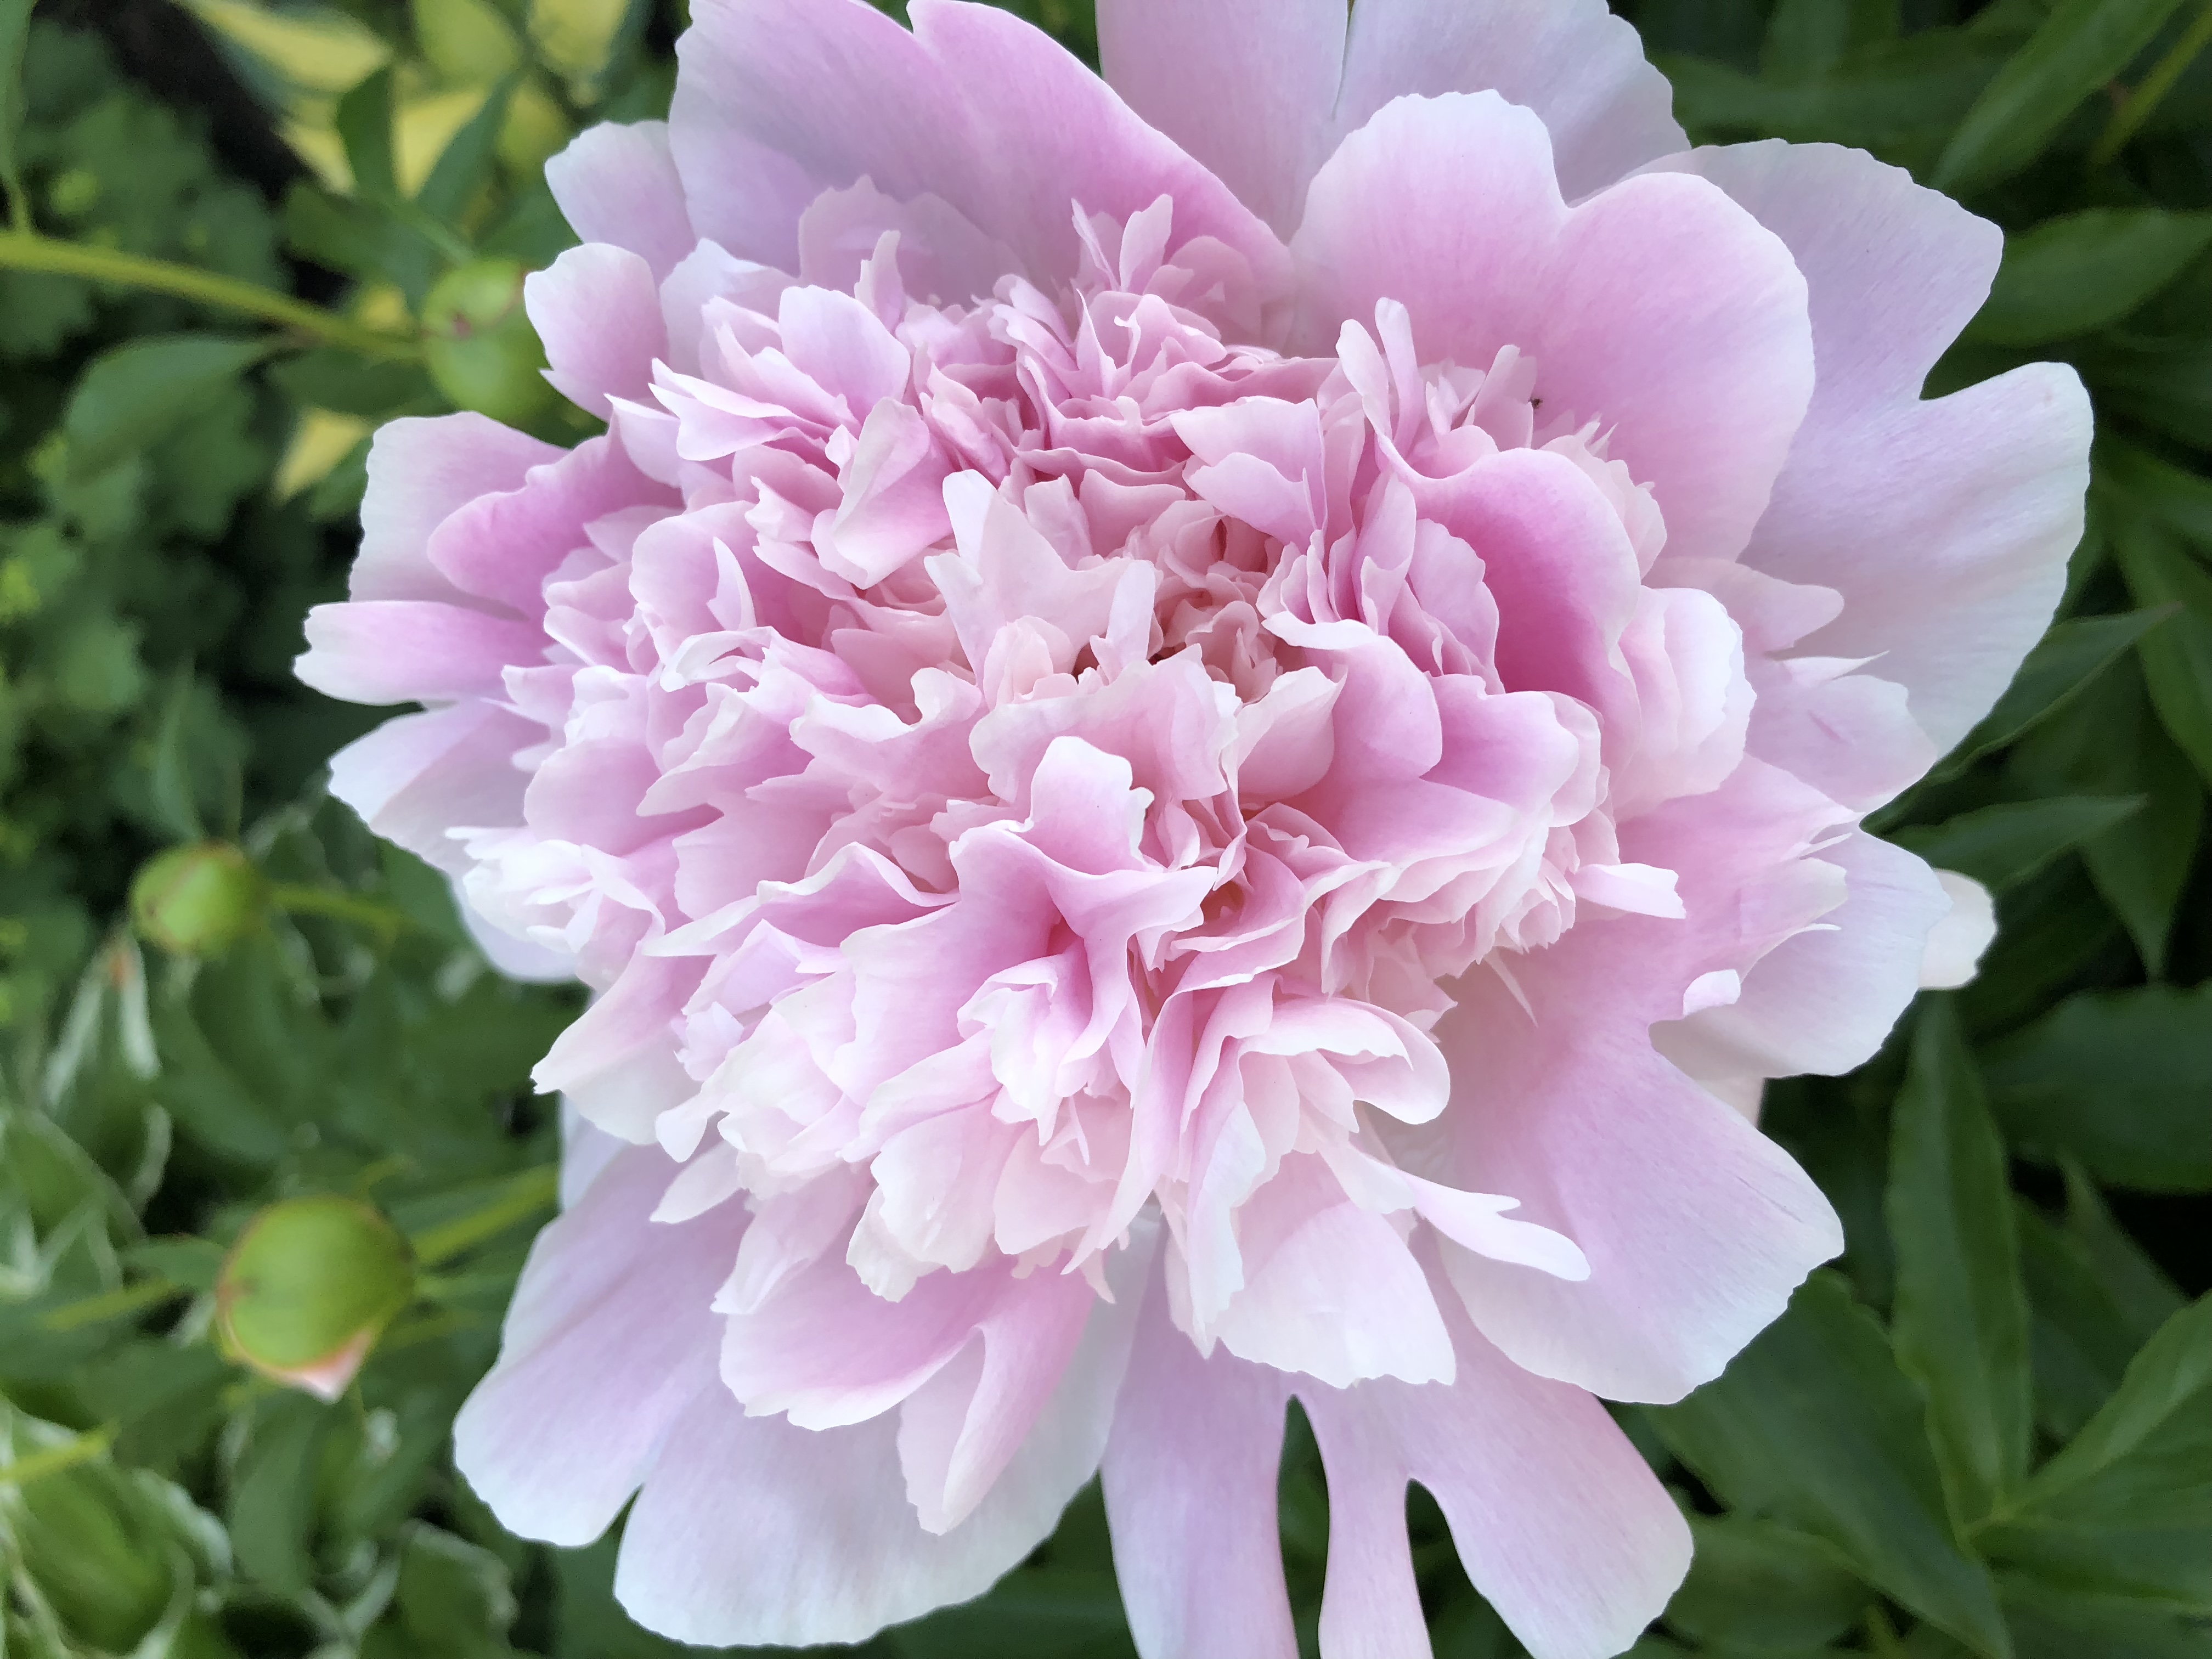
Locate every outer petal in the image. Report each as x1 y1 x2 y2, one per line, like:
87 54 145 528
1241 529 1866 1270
544 121 697 278
1300 1282 1690 1659
296 601 544 704
1921 870 1996 990
1291 93 1813 566
1097 0 1681 236
1105 1262 1690 1659
1102 1272 1302 1659
527 244 668 417
1096 0 1348 237
351 415 560 603
670 0 1285 297
453 1145 730 1547
615 1260 1143 1646
1655 142 2092 750
323 704 538 874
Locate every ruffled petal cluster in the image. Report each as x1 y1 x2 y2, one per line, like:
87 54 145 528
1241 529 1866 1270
297 3 2090 1655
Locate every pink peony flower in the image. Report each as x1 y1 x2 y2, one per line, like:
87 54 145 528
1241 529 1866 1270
297 1 2089 1652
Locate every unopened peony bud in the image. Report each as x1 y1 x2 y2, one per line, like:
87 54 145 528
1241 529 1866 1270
129 842 264 956
422 258 553 425
217 1196 415 1401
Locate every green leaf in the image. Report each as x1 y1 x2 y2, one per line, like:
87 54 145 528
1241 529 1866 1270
2020 1200 2144 1440
1985 984 2212 1191
2000 1575 2212 1659
335 65 399 202
1936 0 2194 191
2114 523 2212 786
1982 1292 2212 1610
1967 211 2212 346
1647 1273 2013 1658
0 0 31 227
1665 1515 1872 1651
226 1389 332 1596
2011 655 2204 976
1934 608 2174 779
2104 441 2212 544
2064 1163 2190 1342
61 334 270 480
1892 796 2145 893
1889 998 2032 1523
415 75 515 225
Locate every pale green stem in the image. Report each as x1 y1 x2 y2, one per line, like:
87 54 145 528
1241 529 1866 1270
0 233 419 359
409 1166 559 1268
2092 1 2212 168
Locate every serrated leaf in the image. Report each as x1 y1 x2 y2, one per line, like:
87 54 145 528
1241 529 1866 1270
2114 524 2212 786
1893 796 2145 893
1985 984 2212 1191
1647 1273 2013 1658
1982 1292 2212 1610
1934 608 2173 778
1936 0 2194 191
1666 1515 1871 1651
61 335 270 480
1968 211 2212 346
1889 998 2032 1524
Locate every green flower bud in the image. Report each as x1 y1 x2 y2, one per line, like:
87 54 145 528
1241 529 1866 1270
217 1197 416 1401
423 258 554 426
129 842 265 956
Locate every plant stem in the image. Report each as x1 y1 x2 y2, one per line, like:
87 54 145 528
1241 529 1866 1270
2092 1 2212 168
39 1276 185 1333
267 883 418 941
0 233 419 359
408 1165 559 1268
0 1426 117 1490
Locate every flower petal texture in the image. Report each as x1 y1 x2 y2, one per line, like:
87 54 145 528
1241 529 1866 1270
299 3 2091 1654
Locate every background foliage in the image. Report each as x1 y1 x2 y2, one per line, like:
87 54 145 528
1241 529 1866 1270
0 0 2206 1654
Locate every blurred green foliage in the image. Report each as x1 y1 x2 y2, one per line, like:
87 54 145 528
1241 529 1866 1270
0 0 2205 1656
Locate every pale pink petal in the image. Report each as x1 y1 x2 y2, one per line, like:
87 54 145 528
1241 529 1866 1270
1300 1277 1691 1659
545 120 697 278
1102 1273 1300 1659
671 0 1285 297
324 704 538 874
1293 92 1814 565
1099 0 1680 236
296 601 545 705
528 244 668 417
352 415 560 603
1657 142 2092 749
453 1145 730 1546
1921 870 1996 990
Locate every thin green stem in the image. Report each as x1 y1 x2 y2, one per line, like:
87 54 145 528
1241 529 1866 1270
267 883 418 941
408 1166 558 1268
0 233 420 359
2092 1 2212 168
40 1276 185 1333
0 1425 116 1489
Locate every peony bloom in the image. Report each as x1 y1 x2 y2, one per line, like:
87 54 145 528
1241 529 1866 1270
296 1 2089 1653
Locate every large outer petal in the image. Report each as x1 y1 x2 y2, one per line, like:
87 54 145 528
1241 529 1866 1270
618 1259 1145 1646
1290 93 1813 567
544 121 697 278
1652 141 2092 751
349 415 560 604
669 0 1285 295
1098 0 1682 236
1104 1262 1689 1659
453 1146 732 1546
324 703 539 874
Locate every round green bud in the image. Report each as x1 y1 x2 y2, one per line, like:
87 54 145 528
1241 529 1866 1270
422 258 554 426
129 842 265 956
217 1196 416 1401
